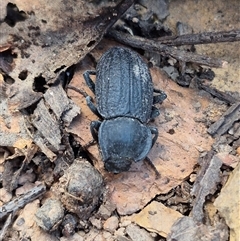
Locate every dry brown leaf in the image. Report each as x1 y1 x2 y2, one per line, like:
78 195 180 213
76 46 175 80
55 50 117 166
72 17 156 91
131 201 183 238
214 163 240 241
67 40 214 215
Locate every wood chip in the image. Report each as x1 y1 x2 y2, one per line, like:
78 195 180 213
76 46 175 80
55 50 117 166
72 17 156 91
32 99 62 151
191 152 222 222
0 184 46 220
208 101 240 136
44 84 80 125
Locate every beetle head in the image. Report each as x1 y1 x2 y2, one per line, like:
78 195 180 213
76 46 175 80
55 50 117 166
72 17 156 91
104 157 133 173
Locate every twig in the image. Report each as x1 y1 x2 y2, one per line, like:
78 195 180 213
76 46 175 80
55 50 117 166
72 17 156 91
156 29 240 46
208 101 240 136
6 144 38 192
0 213 13 241
0 184 46 220
108 30 228 68
197 79 239 104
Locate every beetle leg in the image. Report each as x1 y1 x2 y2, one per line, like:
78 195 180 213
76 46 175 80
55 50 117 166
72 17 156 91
83 70 96 93
90 121 102 142
153 88 167 104
150 106 160 120
145 127 161 178
149 126 158 147
144 157 160 179
86 96 102 119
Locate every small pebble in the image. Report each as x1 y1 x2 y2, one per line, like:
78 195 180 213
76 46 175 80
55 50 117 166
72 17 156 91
167 58 177 66
62 214 77 237
126 224 154 241
15 182 35 196
116 235 131 241
35 198 64 231
189 173 197 182
236 146 240 155
114 227 125 237
228 127 234 135
18 171 36 185
102 231 114 241
60 233 84 241
103 216 119 233
89 217 102 230
97 201 115 219
119 220 131 227
132 17 139 23
16 217 25 226
0 188 12 202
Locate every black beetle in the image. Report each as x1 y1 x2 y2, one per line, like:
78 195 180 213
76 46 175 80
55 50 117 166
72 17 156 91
83 47 166 174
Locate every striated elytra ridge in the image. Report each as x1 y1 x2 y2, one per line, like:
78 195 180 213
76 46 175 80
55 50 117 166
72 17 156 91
96 47 153 123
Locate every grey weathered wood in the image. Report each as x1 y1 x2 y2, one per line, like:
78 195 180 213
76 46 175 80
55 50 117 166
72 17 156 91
0 184 46 220
191 152 222 223
32 99 62 150
44 84 80 125
33 132 57 160
208 102 240 136
0 213 13 241
108 30 228 68
197 81 239 104
156 29 240 46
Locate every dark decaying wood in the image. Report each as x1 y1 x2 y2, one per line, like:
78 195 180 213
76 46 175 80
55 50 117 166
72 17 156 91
197 79 239 105
108 30 228 68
